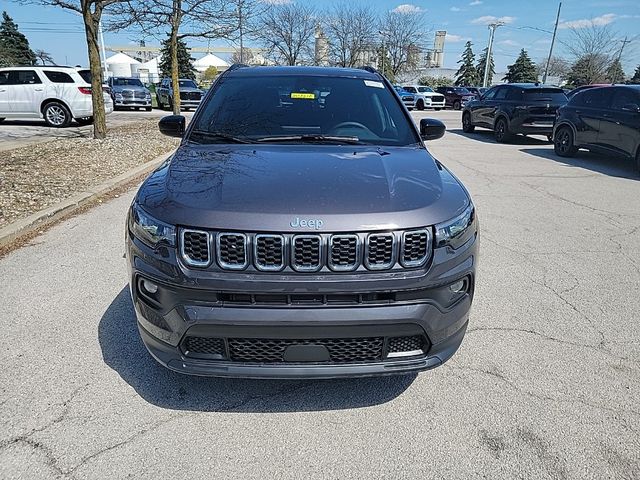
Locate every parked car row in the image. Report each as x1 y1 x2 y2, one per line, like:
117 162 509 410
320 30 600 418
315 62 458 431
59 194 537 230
460 82 640 174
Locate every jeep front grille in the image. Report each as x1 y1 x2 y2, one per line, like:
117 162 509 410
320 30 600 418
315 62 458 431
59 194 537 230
178 228 433 272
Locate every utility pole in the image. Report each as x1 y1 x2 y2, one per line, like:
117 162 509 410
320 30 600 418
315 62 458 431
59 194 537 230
543 2 561 84
613 36 631 83
482 22 503 87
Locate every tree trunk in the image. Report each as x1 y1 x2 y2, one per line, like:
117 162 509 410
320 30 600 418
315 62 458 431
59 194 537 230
82 4 107 139
170 1 181 115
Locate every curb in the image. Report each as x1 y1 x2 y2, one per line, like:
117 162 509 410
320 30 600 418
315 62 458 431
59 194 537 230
0 150 174 249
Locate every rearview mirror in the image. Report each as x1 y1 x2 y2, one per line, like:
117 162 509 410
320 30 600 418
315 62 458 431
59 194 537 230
621 103 640 113
158 115 186 138
419 118 446 141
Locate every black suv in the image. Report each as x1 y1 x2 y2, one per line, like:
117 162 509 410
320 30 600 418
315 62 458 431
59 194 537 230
126 66 478 378
553 85 640 174
462 83 567 143
435 86 476 110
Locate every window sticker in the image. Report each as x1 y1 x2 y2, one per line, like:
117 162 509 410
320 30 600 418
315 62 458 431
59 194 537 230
290 92 316 99
364 80 384 89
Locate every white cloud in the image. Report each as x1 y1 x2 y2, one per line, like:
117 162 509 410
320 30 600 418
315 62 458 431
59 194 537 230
450 6 462 12
446 33 470 42
558 13 617 28
469 0 483 5
471 15 516 25
498 39 519 46
392 4 424 14
262 0 291 4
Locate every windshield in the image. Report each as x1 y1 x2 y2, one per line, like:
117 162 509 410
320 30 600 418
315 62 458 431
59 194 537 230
179 80 198 89
114 78 143 87
418 87 433 93
524 89 567 102
454 87 471 94
191 75 419 146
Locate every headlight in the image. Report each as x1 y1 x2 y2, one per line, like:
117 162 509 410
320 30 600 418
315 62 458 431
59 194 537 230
129 202 176 248
435 203 476 249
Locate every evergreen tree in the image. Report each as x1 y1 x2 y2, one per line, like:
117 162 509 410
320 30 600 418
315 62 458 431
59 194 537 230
605 58 625 83
476 47 495 85
503 49 537 83
159 35 196 80
565 53 608 87
628 65 640 85
0 12 36 67
454 41 479 86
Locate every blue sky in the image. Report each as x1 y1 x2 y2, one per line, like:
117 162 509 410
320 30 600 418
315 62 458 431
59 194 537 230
5 0 640 74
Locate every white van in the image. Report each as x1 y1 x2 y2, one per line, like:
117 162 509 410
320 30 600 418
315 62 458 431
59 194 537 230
0 66 113 127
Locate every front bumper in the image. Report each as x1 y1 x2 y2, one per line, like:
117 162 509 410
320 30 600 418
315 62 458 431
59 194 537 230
114 99 152 107
126 228 477 379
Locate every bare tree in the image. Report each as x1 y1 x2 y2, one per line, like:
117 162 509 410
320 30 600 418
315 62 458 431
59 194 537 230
35 0 126 139
254 3 316 66
111 0 234 114
535 55 569 79
227 0 265 64
230 47 254 64
34 49 55 65
322 3 378 68
380 9 428 77
561 22 617 85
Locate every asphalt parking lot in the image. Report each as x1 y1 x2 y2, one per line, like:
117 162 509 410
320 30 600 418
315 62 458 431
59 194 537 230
1 110 639 479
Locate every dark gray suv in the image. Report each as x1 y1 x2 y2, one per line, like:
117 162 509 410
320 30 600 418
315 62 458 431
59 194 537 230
126 65 478 378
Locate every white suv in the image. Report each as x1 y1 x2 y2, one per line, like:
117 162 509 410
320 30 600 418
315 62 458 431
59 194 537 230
0 66 113 127
401 85 446 111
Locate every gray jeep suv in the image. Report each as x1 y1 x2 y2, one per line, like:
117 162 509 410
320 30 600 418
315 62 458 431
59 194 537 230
126 65 478 378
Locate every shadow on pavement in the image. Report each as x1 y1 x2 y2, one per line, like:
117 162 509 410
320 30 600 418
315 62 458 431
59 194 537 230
99 287 416 412
521 148 639 180
448 128 549 146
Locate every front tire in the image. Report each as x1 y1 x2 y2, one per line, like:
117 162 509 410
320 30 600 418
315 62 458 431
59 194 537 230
462 112 475 133
145 106 152 112
494 117 512 143
76 116 93 126
453 100 461 110
43 101 71 128
554 126 578 157
416 99 425 111
435 108 442 111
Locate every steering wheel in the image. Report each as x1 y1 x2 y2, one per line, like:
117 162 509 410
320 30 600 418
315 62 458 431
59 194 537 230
332 121 369 131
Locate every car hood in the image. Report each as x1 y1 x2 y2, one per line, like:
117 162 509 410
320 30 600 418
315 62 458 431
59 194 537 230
137 144 470 232
175 87 202 93
420 92 441 98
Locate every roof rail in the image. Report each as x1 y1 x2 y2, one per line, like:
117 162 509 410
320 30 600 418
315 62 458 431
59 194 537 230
227 63 249 72
359 65 379 75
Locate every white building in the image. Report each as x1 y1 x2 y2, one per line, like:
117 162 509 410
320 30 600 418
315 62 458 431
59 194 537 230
105 52 141 78
193 53 230 73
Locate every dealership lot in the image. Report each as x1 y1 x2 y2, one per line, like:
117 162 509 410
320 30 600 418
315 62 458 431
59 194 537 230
0 110 638 478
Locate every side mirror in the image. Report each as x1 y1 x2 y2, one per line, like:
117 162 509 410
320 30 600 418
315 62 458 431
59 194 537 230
158 115 186 138
621 103 640 113
419 118 446 141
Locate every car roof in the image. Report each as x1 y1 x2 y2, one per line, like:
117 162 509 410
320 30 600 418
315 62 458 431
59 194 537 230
504 83 562 89
0 66 78 71
226 65 381 80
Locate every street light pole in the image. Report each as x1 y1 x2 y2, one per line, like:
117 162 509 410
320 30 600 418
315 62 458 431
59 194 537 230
482 22 503 87
543 2 562 84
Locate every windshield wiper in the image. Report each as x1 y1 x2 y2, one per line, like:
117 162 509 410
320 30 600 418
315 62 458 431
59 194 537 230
189 130 252 144
256 134 364 145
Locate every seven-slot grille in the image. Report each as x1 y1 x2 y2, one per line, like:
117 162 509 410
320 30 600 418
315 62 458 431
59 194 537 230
432 94 445 102
180 91 201 101
179 228 432 272
329 235 359 271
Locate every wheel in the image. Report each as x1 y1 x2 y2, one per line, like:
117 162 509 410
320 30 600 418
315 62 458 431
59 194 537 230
407 107 413 111
494 117 512 143
0 118 5 123
462 112 475 133
453 100 461 111
416 99 425 111
435 108 442 111
76 116 93 126
43 101 71 128
156 95 163 109
553 126 578 157
145 107 152 112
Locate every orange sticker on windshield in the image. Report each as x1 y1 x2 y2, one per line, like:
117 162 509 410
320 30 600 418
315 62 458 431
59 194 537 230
290 92 316 99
